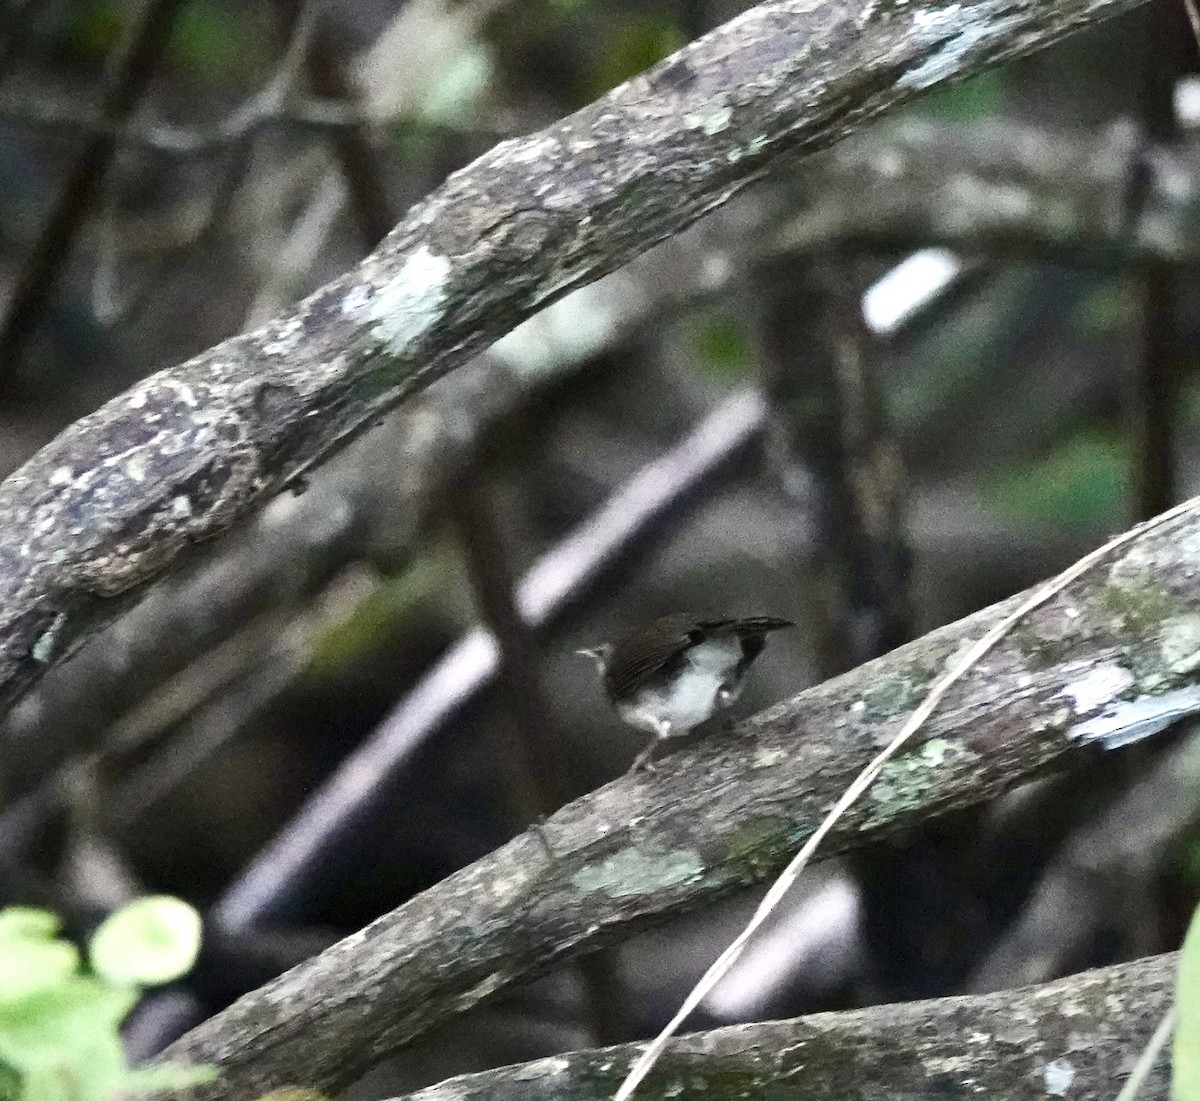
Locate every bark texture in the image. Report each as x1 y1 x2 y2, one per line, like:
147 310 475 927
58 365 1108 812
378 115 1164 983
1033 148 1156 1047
390 953 1176 1101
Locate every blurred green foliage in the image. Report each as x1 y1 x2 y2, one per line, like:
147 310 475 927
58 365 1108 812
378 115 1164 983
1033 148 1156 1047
1070 282 1137 336
581 15 686 99
0 901 211 1101
691 311 750 380
89 896 201 987
69 0 265 82
307 556 444 678
920 69 1009 122
415 43 494 128
979 428 1126 528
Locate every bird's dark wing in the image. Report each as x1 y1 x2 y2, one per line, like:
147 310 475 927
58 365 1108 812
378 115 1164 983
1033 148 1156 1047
695 616 795 638
604 614 705 695
697 616 794 674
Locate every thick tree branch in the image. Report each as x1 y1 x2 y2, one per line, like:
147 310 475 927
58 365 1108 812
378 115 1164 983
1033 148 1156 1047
0 0 1152 712
387 953 1176 1101
159 497 1200 1096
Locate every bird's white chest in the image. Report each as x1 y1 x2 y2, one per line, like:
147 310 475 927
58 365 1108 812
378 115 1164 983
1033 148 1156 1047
615 637 744 739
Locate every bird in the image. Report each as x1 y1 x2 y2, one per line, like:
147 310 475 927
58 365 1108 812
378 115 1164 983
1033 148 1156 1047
578 614 794 772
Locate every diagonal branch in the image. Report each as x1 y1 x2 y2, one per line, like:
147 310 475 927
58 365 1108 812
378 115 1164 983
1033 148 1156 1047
0 0 1152 713
157 493 1200 1097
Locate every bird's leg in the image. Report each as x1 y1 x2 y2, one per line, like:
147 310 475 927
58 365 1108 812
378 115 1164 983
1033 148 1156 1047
628 718 672 775
716 683 739 732
629 742 658 774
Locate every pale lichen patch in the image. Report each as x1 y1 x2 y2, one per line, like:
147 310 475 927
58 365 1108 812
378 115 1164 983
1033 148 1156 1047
340 285 371 317
31 613 67 664
571 847 702 898
863 737 975 829
899 2 1024 92
694 103 733 135
752 746 788 769
1043 1058 1075 1096
1068 683 1200 748
1160 614 1200 676
366 246 452 357
1061 662 1133 717
162 379 199 408
263 318 304 356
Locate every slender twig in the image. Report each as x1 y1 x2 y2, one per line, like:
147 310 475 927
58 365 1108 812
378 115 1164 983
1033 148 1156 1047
612 493 1200 1101
1128 4 1189 519
191 0 318 249
453 476 630 1043
763 260 909 673
1185 0 1200 49
300 18 394 246
452 478 569 823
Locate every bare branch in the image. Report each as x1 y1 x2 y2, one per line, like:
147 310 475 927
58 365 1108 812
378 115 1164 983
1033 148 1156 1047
385 953 1176 1101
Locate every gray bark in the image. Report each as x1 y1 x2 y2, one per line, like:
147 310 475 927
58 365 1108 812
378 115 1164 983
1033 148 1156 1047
390 953 1176 1101
0 0 1152 712
157 497 1200 1097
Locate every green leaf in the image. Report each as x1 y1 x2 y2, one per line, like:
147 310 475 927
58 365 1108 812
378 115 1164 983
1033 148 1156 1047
1175 903 1200 1100
119 1063 219 1092
0 910 60 943
19 1036 127 1101
417 43 493 127
920 69 1008 123
0 978 136 1072
16 1061 76 1101
0 939 80 1003
585 17 686 97
89 897 202 988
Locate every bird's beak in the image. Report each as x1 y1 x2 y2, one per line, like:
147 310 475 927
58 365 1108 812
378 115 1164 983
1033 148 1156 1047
576 646 607 671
